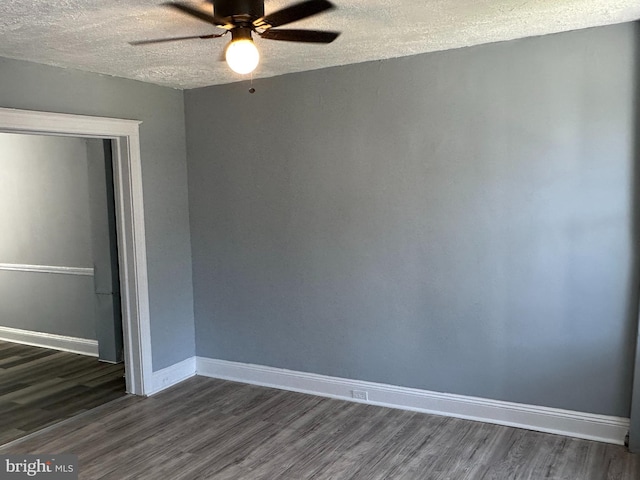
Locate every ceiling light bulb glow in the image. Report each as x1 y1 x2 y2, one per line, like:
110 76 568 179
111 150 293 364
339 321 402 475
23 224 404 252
226 39 259 75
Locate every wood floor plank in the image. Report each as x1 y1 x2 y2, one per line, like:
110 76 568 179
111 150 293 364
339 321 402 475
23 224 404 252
0 340 125 444
0 381 29 396
0 428 25 445
1 376 638 479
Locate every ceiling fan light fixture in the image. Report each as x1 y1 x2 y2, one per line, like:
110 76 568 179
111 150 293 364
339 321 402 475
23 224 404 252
134 1 340 77
225 28 259 74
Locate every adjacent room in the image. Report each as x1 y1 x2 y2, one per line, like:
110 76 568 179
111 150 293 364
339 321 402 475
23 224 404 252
1 0 640 478
0 133 126 444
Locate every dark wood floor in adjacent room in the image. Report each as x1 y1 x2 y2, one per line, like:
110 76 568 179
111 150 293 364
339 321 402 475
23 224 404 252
0 340 126 444
1 375 638 479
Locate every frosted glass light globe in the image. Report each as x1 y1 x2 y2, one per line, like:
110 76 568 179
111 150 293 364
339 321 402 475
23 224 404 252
226 39 259 75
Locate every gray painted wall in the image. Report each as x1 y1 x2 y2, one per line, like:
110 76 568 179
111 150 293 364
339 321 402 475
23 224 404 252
0 133 96 339
87 139 124 362
0 134 93 267
185 23 639 418
0 271 96 340
0 57 195 370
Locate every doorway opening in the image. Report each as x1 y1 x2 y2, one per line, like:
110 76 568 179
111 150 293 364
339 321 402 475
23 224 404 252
0 132 134 444
0 107 153 401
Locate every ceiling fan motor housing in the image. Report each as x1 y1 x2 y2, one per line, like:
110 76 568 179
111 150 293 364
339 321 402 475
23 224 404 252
132 1 339 49
214 0 264 21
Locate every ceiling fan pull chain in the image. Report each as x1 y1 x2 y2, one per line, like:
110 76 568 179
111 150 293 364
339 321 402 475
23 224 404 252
249 72 256 93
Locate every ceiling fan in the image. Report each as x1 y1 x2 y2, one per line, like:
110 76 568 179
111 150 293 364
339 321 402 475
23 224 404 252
132 0 340 75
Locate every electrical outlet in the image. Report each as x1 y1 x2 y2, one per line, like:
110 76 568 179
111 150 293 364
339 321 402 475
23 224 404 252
352 390 368 401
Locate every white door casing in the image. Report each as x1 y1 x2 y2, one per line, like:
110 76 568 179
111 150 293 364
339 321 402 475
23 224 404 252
0 107 152 395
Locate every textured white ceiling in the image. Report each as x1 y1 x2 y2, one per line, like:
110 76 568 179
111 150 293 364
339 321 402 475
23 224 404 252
0 1 638 89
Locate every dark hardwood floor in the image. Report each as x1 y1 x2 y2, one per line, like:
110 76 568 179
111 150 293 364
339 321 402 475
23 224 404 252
1 375 638 479
0 340 126 444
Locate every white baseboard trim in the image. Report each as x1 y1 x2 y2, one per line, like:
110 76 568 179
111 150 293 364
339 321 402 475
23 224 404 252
150 357 196 395
196 357 630 446
0 325 98 357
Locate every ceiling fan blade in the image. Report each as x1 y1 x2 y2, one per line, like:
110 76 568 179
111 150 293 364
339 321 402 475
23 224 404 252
260 29 339 43
129 33 223 46
256 0 335 28
163 2 232 28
